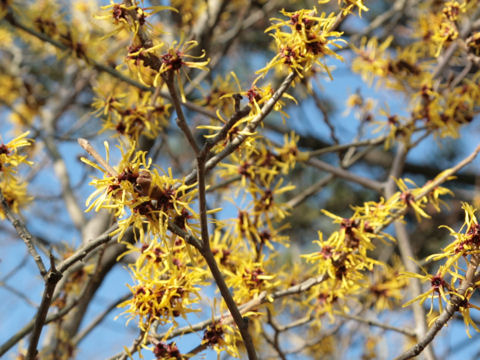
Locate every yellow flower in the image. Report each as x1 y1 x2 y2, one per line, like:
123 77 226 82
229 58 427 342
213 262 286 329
399 202 480 337
258 8 345 79
337 0 369 16
98 1 176 38
391 177 433 222
430 1 466 56
83 141 198 241
118 264 204 331
366 257 407 310
250 177 295 220
0 179 33 219
457 289 480 338
427 203 480 268
224 256 278 303
0 132 34 218
92 84 171 141
351 36 393 86
402 265 453 316
0 131 33 175
154 39 210 101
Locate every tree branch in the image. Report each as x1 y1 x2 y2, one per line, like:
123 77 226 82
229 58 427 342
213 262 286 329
163 71 200 154
0 295 79 356
306 157 384 193
26 254 62 360
0 190 47 277
338 313 416 337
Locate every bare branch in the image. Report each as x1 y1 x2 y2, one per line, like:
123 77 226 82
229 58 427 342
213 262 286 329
163 71 201 154
78 138 118 177
26 254 62 360
72 293 132 346
0 190 47 277
0 296 79 356
57 224 117 273
306 157 384 193
338 313 416 337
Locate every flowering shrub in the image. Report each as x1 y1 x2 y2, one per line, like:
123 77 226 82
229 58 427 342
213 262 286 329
1 1 480 359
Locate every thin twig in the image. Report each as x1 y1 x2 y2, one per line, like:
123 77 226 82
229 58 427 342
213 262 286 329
276 315 314 332
163 72 200 154
262 330 287 360
338 313 416 337
311 89 339 145
286 175 334 208
0 281 38 308
306 157 384 193
110 329 146 360
0 253 29 282
307 136 387 157
206 175 241 193
57 224 117 273
0 190 47 277
450 58 472 88
72 293 132 345
78 138 118 177
264 309 287 360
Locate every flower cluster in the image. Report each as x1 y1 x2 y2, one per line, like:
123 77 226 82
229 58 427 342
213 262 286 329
118 238 207 331
351 44 480 145
431 1 467 56
403 203 480 336
348 1 480 149
0 132 33 218
258 7 345 79
83 141 208 334
152 341 183 360
409 76 480 139
365 257 408 311
84 142 197 239
26 1 92 60
95 1 210 140
98 2 210 89
6 0 480 358
215 134 298 251
92 77 171 141
99 1 175 38
302 175 453 318
336 0 368 16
